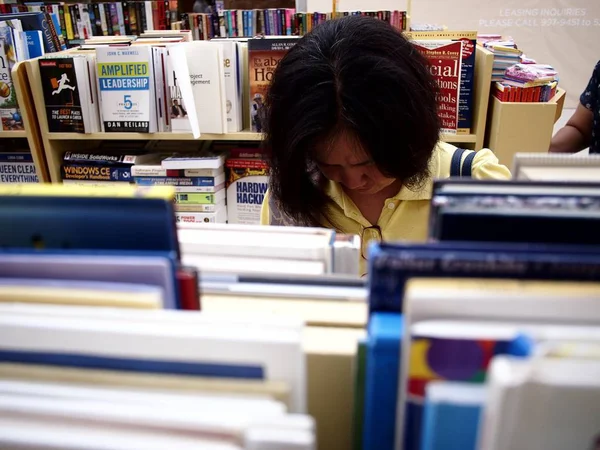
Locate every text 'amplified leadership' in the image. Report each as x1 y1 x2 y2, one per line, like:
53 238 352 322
98 62 150 91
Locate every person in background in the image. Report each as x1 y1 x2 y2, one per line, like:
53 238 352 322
260 16 511 275
550 60 599 154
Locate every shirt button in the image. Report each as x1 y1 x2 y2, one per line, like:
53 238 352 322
388 202 395 209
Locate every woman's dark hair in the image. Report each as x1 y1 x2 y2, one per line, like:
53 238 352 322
265 15 440 227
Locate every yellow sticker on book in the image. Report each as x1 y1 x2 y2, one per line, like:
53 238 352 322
0 183 175 200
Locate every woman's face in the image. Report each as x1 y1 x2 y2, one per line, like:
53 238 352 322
314 133 398 195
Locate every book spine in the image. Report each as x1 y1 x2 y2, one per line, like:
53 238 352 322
175 211 225 224
134 176 220 186
132 167 220 177
174 191 224 203
369 248 600 313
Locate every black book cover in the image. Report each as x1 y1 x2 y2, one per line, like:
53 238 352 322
39 58 84 133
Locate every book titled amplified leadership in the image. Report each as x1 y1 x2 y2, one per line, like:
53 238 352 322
96 46 156 133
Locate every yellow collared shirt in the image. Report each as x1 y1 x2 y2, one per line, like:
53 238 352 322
261 143 511 275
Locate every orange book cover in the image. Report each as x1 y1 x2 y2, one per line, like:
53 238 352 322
247 37 298 133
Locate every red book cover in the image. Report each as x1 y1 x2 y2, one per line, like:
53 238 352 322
177 265 200 310
412 40 463 134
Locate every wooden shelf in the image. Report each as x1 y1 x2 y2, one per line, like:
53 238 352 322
46 130 263 141
441 133 477 144
0 130 27 139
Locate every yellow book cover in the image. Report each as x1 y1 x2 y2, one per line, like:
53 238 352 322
0 183 175 200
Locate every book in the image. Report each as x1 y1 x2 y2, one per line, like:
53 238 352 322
175 209 227 225
226 156 268 225
21 30 44 58
411 39 462 134
406 31 477 134
168 41 227 136
174 190 226 204
247 37 298 132
217 40 242 132
96 45 156 133
420 382 485 450
0 23 23 132
0 304 306 412
0 251 177 309
161 153 225 169
135 174 225 187
38 57 86 133
0 161 38 183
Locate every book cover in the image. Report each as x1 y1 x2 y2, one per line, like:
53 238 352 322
0 152 33 162
0 161 38 183
0 12 57 53
217 40 242 132
38 57 85 133
22 30 44 58
165 46 191 132
405 329 531 450
411 39 462 135
225 157 268 225
161 153 225 170
168 41 227 136
61 164 133 182
134 175 224 187
0 26 23 132
247 37 298 132
96 45 155 133
406 31 477 134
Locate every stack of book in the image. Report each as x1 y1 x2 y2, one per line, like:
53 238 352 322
358 178 600 450
492 63 559 103
182 8 408 39
133 150 227 225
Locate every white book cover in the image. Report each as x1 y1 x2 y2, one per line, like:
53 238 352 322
144 1 154 31
151 47 166 132
176 209 227 225
0 312 306 412
169 42 227 136
480 354 600 450
213 40 242 132
98 3 108 36
226 158 268 225
165 46 191 132
96 46 156 133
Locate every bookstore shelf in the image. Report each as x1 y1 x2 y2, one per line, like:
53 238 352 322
0 131 27 139
46 130 264 141
12 61 51 182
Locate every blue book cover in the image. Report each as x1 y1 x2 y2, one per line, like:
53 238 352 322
368 241 600 313
405 330 532 450
363 312 403 450
23 30 44 58
0 152 33 162
420 382 485 450
0 350 263 379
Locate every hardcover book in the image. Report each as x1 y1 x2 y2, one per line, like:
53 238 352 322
411 39 462 135
247 37 298 132
407 31 477 135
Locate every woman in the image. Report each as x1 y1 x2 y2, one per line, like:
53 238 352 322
550 59 599 154
260 16 510 273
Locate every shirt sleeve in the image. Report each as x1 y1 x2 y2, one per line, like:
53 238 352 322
470 148 512 180
580 61 600 111
260 189 271 225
